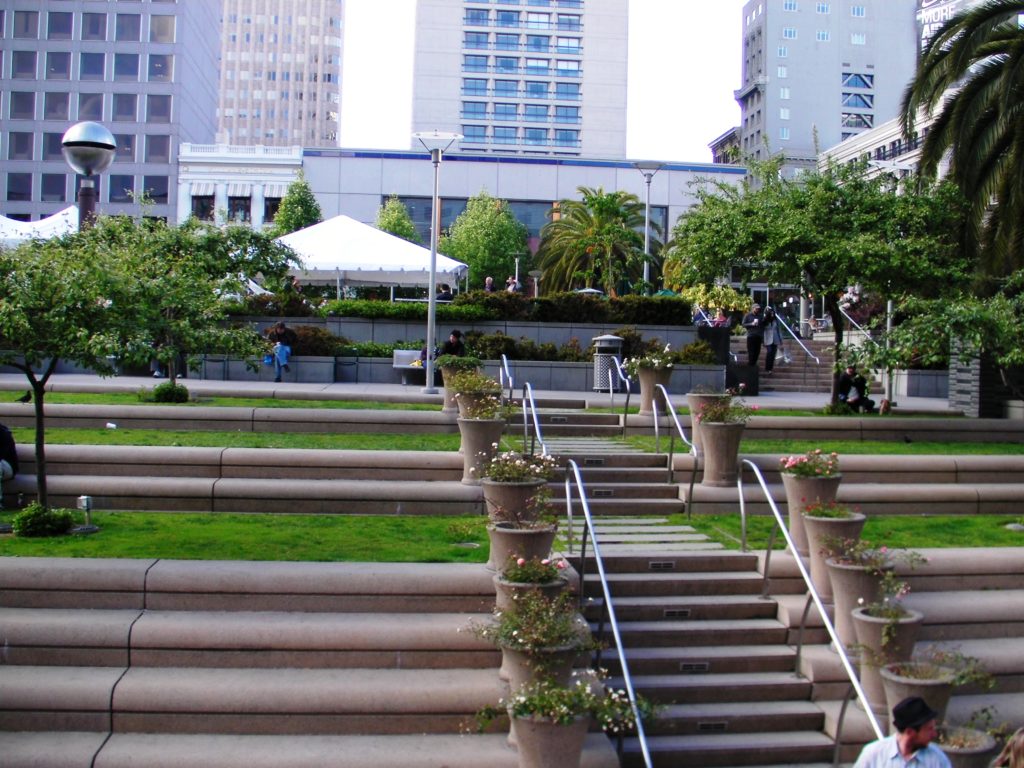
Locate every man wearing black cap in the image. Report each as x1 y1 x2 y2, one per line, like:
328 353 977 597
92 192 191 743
853 696 951 768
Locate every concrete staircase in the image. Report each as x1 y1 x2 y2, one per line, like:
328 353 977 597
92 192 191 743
731 337 837 394
0 558 619 768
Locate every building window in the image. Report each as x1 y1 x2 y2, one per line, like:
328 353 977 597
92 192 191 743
555 59 579 75
462 101 486 118
816 30 830 41
465 8 489 25
12 51 37 79
147 94 172 123
80 52 105 80
780 126 791 140
264 197 281 223
8 132 34 161
463 78 487 95
145 135 171 163
493 126 517 143
7 173 32 202
82 13 106 40
46 52 71 79
526 34 548 51
47 11 73 39
780 86 790 99
109 174 134 203
43 133 64 161
842 92 874 108
114 134 135 161
780 107 790 120
143 176 169 205
41 174 67 203
526 12 549 29
462 125 487 142
525 58 548 73
496 33 520 50
463 55 487 72
842 72 874 88
778 45 788 57
114 53 140 80
112 93 137 121
554 105 579 123
851 32 866 45
10 92 35 120
851 5 866 17
227 197 250 222
496 11 519 27
464 31 488 48
523 127 547 145
555 82 580 99
495 56 518 73
79 92 103 120
115 13 141 41
783 0 798 10
191 195 214 220
150 15 175 43
494 103 518 120
524 104 548 121
13 10 39 38
556 36 579 53
778 65 788 78
553 129 578 146
782 27 797 39
148 54 173 82
816 2 830 13
44 92 69 120
841 113 873 128
495 79 518 96
556 14 581 31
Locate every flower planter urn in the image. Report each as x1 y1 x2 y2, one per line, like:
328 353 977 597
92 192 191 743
457 417 505 485
637 367 672 417
781 472 843 557
493 574 570 613
499 643 581 690
456 392 498 420
937 727 998 768
825 558 891 651
802 512 866 602
699 421 745 486
880 662 956 734
481 478 547 524
685 393 731 456
851 606 924 714
509 713 589 768
440 367 463 415
486 523 557 572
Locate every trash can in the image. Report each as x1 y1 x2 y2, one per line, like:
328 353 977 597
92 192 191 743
592 334 624 392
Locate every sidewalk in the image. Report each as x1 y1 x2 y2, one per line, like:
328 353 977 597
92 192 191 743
0 372 958 414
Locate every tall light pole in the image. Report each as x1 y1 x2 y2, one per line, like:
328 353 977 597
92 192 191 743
634 161 664 293
412 131 462 394
62 121 115 231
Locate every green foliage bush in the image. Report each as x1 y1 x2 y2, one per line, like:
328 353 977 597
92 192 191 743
244 293 317 317
321 299 495 323
613 296 693 325
675 340 718 365
452 290 533 320
153 381 190 403
463 331 592 362
13 503 73 537
292 325 351 356
336 340 421 357
436 354 481 371
532 293 611 323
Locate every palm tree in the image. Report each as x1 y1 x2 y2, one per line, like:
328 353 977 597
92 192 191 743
536 186 651 295
902 0 1024 279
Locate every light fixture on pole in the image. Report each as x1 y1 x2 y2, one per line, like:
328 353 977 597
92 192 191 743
62 121 116 231
633 160 664 294
412 131 462 395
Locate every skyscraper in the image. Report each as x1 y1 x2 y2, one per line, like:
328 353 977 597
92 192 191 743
0 0 221 222
411 0 629 157
735 0 917 176
217 0 343 147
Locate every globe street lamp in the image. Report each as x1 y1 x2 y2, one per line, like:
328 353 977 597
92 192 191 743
633 160 664 293
412 131 462 394
62 121 116 231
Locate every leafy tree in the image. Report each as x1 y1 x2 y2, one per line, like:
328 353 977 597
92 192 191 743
0 216 296 509
376 195 421 244
270 171 322 237
902 0 1024 280
664 157 971 401
439 192 528 290
536 186 651 296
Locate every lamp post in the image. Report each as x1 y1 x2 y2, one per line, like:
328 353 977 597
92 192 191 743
412 131 462 394
62 121 116 231
633 160 664 294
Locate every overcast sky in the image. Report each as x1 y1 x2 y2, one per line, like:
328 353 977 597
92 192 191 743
340 0 746 163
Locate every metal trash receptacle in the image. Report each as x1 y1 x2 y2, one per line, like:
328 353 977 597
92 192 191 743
592 334 624 391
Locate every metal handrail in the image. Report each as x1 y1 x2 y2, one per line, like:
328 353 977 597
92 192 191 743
840 307 882 348
650 383 699 518
499 354 515 400
563 459 653 768
776 314 821 365
520 382 547 457
610 356 633 436
736 458 884 756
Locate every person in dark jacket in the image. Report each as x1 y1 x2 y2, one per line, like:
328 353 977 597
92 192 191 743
0 422 18 508
265 321 298 383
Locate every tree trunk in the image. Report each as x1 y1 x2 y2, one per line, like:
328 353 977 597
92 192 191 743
827 295 845 404
16 357 58 510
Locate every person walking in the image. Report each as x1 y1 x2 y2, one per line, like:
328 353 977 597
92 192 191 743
741 303 765 367
763 307 785 376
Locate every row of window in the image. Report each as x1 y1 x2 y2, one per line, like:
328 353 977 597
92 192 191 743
6 92 172 124
781 28 866 44
464 32 581 53
6 131 172 164
1 10 176 43
464 9 581 30
461 124 580 147
191 196 281 224
5 50 174 82
463 54 581 76
6 173 169 205
463 78 581 99
461 101 580 122
783 0 865 15
223 69 339 83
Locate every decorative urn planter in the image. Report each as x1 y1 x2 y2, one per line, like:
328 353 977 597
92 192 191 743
440 367 464 414
637 367 672 417
825 558 891 651
486 523 557 572
937 727 998 768
699 421 745 486
509 713 589 768
781 473 843 557
802 512 866 602
880 662 956 733
481 478 546 523
851 606 924 714
685 393 731 456
492 574 570 613
456 418 505 485
499 643 581 690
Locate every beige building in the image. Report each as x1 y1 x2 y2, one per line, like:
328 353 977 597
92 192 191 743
218 0 343 147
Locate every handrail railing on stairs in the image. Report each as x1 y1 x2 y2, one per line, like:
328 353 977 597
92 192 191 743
608 356 633 439
499 354 515 401
650 383 699 518
520 382 547 457
736 459 884 764
563 459 653 768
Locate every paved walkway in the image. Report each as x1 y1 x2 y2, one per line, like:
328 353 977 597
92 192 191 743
0 372 958 414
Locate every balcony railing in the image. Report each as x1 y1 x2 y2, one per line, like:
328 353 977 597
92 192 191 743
461 88 582 101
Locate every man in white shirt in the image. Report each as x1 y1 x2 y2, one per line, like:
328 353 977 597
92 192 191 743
853 697 951 768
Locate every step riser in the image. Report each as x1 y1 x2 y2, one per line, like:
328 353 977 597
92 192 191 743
637 682 811 704
579 554 760 573
625 744 834 768
605 656 795 676
110 713 474 736
645 711 824 736
587 605 777 622
615 629 789 647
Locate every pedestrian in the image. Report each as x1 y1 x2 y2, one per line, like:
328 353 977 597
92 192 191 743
265 321 297 383
0 422 18 508
853 696 950 768
441 329 465 357
994 727 1024 768
763 307 785 375
483 276 496 293
741 303 764 366
436 284 453 301
505 276 520 293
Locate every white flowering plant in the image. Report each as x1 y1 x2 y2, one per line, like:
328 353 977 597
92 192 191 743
623 344 676 377
481 450 561 482
466 589 594 654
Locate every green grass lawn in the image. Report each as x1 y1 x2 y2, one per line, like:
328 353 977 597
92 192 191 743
625 436 1024 455
8 391 440 411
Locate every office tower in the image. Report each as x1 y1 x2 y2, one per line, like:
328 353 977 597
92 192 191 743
218 0 343 147
411 0 629 157
1 0 220 222
735 0 917 176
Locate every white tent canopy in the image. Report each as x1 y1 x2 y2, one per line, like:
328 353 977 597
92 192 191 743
276 214 468 288
0 206 78 247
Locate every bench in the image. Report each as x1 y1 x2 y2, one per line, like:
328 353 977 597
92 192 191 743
392 349 424 385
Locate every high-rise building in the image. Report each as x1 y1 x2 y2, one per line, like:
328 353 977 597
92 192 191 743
735 0 917 176
218 0 343 147
0 0 221 222
411 0 629 158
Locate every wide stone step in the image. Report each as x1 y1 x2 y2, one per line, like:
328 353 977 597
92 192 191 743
644 700 824 736
0 731 619 768
588 594 778 623
578 550 760 575
627 671 812 705
550 482 679 500
606 644 796 676
623 730 834 768
612 619 788 648
593 571 772 598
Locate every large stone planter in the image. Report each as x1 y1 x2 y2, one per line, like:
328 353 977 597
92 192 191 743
486 523 557 572
825 558 890 651
699 421 745 486
938 728 997 768
500 643 581 690
456 392 501 420
637 367 672 416
481 478 547 524
686 393 731 456
493 574 570 613
457 418 505 485
509 713 589 768
781 473 843 557
802 512 866 602
880 662 956 733
441 366 478 415
852 606 924 714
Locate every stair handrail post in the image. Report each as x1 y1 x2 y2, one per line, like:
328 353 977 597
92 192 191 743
520 382 546 457
500 354 515 400
654 383 698 517
565 459 654 768
776 314 821 365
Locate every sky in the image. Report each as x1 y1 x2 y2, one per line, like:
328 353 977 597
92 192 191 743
340 0 747 163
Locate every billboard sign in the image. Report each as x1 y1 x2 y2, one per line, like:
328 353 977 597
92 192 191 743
916 0 982 49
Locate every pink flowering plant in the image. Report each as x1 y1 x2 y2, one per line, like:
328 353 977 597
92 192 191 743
501 555 569 584
695 389 758 424
481 450 561 482
780 449 840 478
